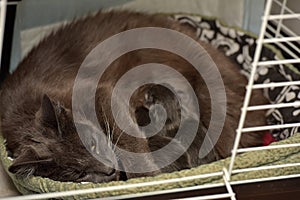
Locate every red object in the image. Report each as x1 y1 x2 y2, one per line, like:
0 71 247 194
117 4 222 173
263 132 277 146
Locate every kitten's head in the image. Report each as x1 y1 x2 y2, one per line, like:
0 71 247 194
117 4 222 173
9 95 117 183
130 84 181 134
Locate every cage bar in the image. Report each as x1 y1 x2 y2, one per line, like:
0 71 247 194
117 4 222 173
228 0 274 176
0 0 7 63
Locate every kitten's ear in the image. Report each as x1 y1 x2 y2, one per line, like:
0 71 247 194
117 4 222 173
9 148 52 176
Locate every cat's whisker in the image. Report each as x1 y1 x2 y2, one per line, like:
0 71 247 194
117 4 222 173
111 109 122 143
102 105 112 136
113 129 125 152
111 123 116 142
107 132 113 149
105 117 111 138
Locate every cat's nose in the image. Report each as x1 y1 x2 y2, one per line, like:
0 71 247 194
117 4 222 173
105 168 115 176
92 170 117 183
125 170 161 179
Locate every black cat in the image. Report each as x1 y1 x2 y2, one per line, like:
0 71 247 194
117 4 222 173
0 10 267 183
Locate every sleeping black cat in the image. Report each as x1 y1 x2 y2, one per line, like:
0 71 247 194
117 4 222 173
0 10 267 183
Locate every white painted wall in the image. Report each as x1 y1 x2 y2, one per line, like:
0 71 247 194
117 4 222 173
243 0 265 34
10 0 132 72
114 0 244 28
10 0 266 72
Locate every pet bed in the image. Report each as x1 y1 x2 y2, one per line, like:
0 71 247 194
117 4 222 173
0 14 299 199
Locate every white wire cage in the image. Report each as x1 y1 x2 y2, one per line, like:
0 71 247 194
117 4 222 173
0 0 300 199
0 0 7 64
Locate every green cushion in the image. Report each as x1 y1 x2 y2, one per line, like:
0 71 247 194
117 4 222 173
1 132 300 199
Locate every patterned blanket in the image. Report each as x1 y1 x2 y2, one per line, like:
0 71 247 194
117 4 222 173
174 15 300 140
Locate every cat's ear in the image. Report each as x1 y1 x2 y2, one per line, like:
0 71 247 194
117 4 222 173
36 94 68 137
39 94 58 129
9 147 53 176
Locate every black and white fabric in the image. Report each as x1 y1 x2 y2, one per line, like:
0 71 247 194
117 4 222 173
174 15 300 141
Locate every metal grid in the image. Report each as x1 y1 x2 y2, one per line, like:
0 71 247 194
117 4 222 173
229 0 300 179
0 0 299 199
